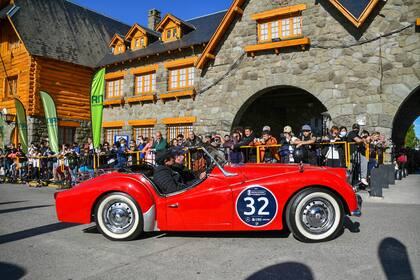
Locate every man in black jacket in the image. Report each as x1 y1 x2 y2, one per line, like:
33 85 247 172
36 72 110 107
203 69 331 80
153 150 186 194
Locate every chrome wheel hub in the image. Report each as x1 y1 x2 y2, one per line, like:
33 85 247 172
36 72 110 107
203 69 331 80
301 199 335 234
103 201 134 234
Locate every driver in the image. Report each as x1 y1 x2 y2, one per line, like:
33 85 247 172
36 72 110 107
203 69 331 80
171 150 206 186
153 150 187 194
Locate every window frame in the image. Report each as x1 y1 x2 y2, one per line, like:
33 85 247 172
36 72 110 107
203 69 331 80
134 72 156 95
132 126 155 141
166 123 193 142
168 67 195 91
104 127 123 145
106 78 124 99
257 13 303 43
4 76 18 98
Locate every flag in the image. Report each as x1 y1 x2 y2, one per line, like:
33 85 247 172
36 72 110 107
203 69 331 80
90 68 105 149
14 98 28 153
40 91 59 153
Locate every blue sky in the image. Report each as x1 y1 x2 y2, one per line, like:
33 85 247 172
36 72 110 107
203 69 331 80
71 0 232 26
415 116 420 137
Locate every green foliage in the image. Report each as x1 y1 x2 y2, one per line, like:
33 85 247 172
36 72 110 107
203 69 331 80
404 124 419 148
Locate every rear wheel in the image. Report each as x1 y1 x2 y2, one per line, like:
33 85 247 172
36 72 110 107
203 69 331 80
286 188 344 242
95 192 143 241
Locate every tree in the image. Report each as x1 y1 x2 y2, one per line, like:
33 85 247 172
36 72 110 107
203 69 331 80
404 124 418 148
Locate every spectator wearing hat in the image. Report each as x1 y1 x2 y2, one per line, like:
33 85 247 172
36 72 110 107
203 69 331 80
294 124 317 165
279 125 298 163
253 130 280 163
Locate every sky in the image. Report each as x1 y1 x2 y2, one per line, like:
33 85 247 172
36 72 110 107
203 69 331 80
415 117 420 137
71 0 232 26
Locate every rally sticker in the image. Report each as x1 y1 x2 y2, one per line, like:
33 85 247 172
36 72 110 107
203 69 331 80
236 185 278 227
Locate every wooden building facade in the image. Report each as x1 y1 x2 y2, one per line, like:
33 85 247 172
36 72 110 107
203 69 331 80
0 0 129 146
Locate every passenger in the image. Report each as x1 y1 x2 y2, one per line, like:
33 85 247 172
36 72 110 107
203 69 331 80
153 150 187 194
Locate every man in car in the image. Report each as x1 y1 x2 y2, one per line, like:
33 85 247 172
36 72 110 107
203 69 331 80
171 150 206 185
153 150 186 194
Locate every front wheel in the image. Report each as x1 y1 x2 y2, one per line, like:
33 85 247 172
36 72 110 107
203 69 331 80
286 188 344 242
95 192 143 241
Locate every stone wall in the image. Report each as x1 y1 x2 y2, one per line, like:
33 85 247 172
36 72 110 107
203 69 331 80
101 0 419 140
197 0 420 137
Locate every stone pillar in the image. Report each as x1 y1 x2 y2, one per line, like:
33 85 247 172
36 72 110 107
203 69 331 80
148 9 161 30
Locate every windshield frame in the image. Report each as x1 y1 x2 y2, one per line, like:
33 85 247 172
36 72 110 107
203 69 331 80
198 146 237 177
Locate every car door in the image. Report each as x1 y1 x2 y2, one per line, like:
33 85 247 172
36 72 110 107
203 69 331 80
165 169 233 231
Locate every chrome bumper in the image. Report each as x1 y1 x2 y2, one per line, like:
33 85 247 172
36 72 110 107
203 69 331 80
351 194 363 217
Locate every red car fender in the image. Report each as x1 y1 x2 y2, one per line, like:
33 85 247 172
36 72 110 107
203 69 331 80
231 168 358 230
55 173 156 227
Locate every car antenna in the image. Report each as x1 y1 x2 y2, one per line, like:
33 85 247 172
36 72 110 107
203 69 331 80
299 161 304 173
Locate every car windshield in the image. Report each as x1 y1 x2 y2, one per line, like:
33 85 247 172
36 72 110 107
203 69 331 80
200 145 228 167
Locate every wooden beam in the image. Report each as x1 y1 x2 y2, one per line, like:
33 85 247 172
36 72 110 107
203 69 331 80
104 70 127 80
244 37 310 53
416 18 420 26
162 116 197 125
205 53 216 60
130 64 159 75
234 6 244 15
164 57 198 69
128 119 157 126
328 0 380 28
251 4 306 21
102 121 125 128
58 121 81 127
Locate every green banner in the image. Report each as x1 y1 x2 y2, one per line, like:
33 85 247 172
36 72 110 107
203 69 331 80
14 98 28 153
90 68 105 149
40 91 59 153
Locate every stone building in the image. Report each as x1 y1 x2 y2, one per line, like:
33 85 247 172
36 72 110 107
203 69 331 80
101 0 419 147
0 0 129 146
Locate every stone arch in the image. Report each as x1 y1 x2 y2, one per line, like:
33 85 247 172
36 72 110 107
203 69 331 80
392 85 420 147
231 85 328 136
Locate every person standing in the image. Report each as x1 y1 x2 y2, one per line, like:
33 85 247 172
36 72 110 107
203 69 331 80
152 131 168 155
347 124 369 187
293 125 317 165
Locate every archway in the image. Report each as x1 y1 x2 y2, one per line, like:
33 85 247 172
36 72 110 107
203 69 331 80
232 86 328 137
392 86 420 147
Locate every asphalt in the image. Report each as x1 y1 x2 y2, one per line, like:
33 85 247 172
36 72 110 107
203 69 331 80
0 176 419 280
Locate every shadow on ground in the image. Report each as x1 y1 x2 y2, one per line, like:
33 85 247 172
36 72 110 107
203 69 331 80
0 262 26 280
0 205 53 214
379 237 415 280
245 262 314 280
0 222 79 245
0 200 28 206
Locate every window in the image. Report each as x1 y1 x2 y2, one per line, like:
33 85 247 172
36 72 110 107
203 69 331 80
164 28 178 41
5 76 17 98
106 79 123 99
105 127 122 145
59 127 75 145
169 67 194 91
135 72 156 95
258 15 302 42
134 38 140 49
140 37 145 47
166 124 193 141
133 126 154 141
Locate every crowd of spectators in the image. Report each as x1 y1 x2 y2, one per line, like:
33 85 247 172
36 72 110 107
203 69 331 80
0 122 416 188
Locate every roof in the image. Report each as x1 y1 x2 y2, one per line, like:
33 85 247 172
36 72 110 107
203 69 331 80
328 0 380 27
155 13 196 32
98 10 227 67
126 23 161 40
7 0 131 68
196 0 246 69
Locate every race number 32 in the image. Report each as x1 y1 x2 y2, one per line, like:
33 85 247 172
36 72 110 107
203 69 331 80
236 186 278 227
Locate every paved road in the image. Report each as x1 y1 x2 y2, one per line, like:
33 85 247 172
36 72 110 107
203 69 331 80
1 176 419 280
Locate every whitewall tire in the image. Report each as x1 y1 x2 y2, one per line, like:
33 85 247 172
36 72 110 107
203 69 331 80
95 192 143 241
286 188 344 242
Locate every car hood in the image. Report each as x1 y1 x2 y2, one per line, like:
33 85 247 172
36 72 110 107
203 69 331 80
225 163 346 181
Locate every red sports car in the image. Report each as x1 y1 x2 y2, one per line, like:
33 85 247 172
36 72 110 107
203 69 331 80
55 147 362 242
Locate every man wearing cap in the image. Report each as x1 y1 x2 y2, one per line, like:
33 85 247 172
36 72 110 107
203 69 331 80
294 125 317 165
153 150 187 194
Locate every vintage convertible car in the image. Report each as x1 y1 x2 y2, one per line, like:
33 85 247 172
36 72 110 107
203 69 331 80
55 146 362 242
